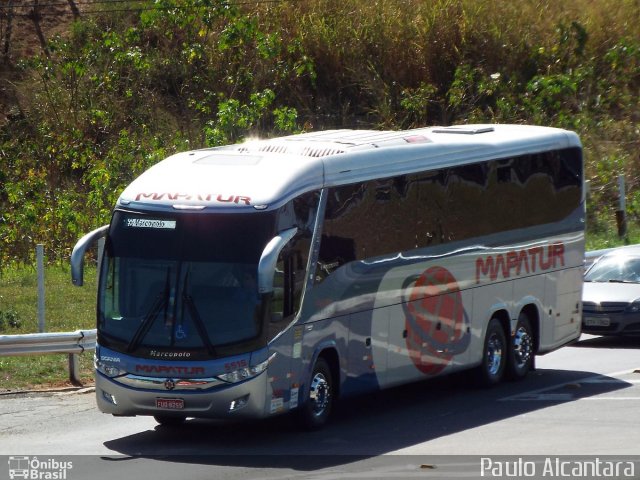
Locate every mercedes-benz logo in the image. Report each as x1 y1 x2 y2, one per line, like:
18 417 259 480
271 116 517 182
164 379 176 391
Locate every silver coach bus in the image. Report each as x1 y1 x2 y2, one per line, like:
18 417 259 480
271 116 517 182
72 124 584 428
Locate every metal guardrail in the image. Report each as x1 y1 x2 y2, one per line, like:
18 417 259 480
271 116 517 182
0 329 96 387
0 329 96 356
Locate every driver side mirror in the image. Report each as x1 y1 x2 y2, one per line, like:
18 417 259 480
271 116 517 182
71 225 109 286
257 227 298 294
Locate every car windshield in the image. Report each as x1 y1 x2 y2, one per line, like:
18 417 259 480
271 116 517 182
585 255 640 283
98 209 276 357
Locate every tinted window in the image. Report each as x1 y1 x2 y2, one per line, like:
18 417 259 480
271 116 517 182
318 147 582 271
319 175 417 271
98 209 278 359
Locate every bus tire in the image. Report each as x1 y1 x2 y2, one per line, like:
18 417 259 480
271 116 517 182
297 357 334 430
154 415 186 427
507 312 535 380
477 318 507 387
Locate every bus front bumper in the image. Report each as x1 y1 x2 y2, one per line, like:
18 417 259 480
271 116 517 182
95 371 269 419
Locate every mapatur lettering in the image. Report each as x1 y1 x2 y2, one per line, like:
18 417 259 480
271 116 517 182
475 242 566 284
133 192 252 205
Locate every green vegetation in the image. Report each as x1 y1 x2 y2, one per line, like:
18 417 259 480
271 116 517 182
0 0 639 389
1 0 639 265
0 266 97 391
0 265 96 333
0 353 94 391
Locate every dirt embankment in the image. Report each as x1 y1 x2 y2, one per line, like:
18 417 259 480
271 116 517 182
1 0 79 125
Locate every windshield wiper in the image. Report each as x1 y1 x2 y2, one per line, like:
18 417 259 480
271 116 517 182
182 293 216 357
127 269 170 353
181 269 216 356
126 292 167 353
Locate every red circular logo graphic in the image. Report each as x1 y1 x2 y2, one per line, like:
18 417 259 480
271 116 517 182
404 266 470 375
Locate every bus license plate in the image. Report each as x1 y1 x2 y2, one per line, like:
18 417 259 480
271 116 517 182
156 398 185 410
584 316 610 327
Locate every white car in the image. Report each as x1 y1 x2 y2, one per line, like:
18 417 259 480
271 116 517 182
582 246 640 336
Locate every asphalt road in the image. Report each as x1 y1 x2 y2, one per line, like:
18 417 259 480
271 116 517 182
1 334 639 479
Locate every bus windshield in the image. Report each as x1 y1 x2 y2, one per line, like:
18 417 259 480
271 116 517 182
98 209 276 358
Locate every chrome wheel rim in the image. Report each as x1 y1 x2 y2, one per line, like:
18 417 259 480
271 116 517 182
309 372 330 417
513 325 533 367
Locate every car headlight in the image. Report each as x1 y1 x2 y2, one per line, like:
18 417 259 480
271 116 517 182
626 300 640 312
216 354 275 384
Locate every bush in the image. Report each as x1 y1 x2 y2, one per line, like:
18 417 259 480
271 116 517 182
0 308 22 332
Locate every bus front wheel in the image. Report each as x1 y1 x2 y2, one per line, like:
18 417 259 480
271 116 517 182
297 357 334 430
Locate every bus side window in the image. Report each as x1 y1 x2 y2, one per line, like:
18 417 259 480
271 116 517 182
316 235 356 281
271 255 294 320
268 238 308 341
271 257 285 324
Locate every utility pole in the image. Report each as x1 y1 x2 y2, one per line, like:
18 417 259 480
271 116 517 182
616 174 628 241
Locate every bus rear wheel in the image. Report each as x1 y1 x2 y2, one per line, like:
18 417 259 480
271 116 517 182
154 415 186 427
507 312 535 380
297 357 334 430
477 318 507 387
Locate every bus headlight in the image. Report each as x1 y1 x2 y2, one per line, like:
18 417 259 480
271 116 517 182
216 354 275 384
95 359 125 378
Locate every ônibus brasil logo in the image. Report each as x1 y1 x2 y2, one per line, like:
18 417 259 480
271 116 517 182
404 266 471 375
7 456 73 480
